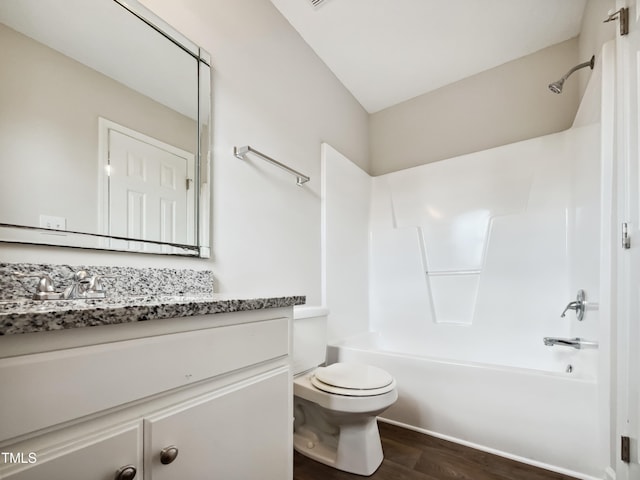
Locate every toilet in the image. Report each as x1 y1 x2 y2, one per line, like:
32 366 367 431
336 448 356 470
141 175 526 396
293 311 398 476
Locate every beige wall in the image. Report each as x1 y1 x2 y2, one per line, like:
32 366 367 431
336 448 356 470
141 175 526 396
370 0 618 177
369 38 581 175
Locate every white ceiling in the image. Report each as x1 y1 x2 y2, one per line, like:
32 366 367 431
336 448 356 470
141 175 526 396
269 0 588 113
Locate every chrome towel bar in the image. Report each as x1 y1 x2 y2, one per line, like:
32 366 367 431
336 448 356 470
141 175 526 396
234 145 310 186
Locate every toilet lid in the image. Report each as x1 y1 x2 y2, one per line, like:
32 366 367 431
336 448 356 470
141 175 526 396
312 363 394 392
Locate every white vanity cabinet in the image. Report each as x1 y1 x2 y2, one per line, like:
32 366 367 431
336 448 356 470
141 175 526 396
0 308 293 480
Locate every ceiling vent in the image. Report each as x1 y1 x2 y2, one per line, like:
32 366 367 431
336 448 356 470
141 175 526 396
309 0 329 8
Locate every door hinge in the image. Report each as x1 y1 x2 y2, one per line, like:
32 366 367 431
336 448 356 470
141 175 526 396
604 7 629 36
622 223 631 249
621 435 631 463
186 178 193 190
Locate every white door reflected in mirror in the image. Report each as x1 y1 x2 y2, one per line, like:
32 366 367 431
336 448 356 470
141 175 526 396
99 119 195 251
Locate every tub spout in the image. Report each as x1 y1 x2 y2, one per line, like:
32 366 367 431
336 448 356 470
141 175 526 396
543 337 598 349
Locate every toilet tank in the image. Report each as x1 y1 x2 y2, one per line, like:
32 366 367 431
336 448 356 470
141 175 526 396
292 307 329 375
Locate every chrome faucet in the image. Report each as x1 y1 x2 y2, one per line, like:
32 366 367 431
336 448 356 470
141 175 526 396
13 270 115 300
62 270 116 299
543 337 598 349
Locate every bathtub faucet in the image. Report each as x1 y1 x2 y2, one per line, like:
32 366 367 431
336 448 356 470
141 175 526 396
543 337 598 349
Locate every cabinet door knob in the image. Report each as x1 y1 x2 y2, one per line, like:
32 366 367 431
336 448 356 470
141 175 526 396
160 445 179 465
114 465 137 480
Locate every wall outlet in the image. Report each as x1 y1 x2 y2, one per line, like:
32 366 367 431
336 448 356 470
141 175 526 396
39 215 66 231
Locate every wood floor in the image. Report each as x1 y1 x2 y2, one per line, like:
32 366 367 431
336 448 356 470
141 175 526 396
293 421 579 480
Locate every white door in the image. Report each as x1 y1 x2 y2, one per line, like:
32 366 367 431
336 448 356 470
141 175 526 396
615 1 640 478
144 369 290 480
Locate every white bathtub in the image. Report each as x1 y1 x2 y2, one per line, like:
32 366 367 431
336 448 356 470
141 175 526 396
326 333 602 480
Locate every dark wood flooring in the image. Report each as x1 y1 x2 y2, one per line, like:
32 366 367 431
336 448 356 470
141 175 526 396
293 421 579 480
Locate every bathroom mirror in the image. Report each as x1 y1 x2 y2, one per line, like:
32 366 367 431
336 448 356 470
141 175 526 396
0 0 211 257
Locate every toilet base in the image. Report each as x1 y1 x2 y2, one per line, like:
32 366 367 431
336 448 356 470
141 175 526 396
293 399 384 476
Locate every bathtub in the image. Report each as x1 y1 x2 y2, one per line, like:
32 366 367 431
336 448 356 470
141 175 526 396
326 332 602 480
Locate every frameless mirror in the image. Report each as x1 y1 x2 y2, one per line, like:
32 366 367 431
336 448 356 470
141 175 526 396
0 0 211 256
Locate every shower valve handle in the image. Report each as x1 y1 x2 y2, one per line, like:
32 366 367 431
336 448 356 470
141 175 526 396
560 290 586 321
561 302 579 316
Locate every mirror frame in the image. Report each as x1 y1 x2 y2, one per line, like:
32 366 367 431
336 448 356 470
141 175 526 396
0 0 211 258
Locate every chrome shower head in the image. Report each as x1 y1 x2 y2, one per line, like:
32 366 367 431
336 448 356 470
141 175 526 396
548 55 595 94
548 80 564 94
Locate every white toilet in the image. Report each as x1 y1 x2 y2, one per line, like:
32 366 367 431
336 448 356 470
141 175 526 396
293 312 398 476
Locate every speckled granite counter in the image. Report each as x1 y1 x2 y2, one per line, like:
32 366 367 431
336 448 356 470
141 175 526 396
0 294 306 336
0 262 304 336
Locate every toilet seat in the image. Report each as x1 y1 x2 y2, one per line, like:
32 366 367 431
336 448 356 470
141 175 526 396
311 363 395 397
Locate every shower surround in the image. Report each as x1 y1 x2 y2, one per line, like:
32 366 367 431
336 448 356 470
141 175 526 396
369 124 600 377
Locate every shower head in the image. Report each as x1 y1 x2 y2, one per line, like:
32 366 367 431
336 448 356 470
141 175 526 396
548 55 595 94
548 80 564 94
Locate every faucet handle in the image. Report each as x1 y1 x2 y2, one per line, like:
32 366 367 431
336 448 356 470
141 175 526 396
12 272 62 300
88 274 118 294
13 272 55 292
560 301 579 317
560 290 586 321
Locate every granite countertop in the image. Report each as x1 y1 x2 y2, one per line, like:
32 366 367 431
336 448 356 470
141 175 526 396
0 294 306 336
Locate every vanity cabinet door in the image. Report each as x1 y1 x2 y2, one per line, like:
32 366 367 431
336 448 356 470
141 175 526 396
1 423 141 480
145 367 290 480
